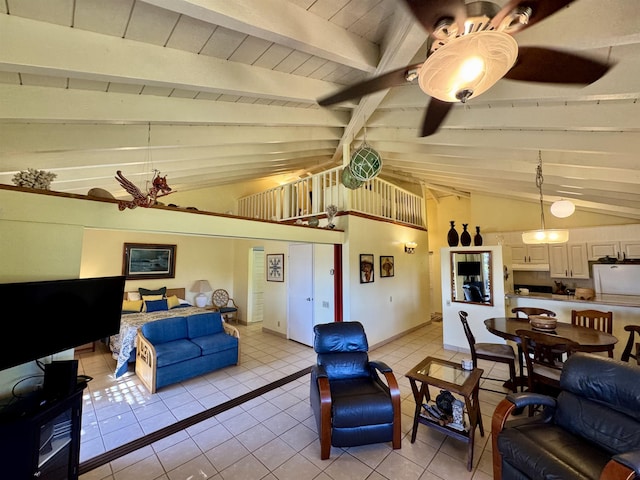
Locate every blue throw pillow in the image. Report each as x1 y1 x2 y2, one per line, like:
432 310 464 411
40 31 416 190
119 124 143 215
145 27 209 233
145 299 168 312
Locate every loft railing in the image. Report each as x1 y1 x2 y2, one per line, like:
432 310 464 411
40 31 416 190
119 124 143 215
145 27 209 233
237 166 425 228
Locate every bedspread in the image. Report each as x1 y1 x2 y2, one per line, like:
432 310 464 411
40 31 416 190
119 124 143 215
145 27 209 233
111 306 205 377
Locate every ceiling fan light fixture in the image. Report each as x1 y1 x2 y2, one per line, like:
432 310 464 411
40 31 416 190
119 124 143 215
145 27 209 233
498 6 532 33
419 31 518 103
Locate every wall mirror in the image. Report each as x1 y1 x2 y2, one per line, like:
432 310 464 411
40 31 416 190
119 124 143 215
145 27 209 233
451 250 493 306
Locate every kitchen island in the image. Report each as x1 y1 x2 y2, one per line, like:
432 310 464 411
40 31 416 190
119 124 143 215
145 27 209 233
505 292 640 358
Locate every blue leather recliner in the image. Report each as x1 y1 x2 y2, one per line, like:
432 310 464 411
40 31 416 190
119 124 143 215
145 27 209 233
309 321 401 459
492 352 640 480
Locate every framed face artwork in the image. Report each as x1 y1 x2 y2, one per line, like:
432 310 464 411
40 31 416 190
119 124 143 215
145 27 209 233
267 253 285 282
380 256 394 278
360 254 374 283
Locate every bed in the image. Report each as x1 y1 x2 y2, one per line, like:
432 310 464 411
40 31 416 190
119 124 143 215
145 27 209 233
110 287 206 378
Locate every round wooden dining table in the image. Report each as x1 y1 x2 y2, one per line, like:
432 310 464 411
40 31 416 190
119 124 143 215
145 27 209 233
484 317 618 389
484 317 618 353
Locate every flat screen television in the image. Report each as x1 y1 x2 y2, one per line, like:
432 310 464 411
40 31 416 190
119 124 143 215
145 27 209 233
457 261 481 277
0 275 125 371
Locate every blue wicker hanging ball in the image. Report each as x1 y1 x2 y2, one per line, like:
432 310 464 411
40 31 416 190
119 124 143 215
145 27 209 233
341 167 363 190
349 145 382 181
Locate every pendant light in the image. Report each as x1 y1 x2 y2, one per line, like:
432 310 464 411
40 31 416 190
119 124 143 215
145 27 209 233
522 151 569 244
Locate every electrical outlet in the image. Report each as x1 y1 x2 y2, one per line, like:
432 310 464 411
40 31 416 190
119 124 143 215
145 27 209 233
277 321 280 327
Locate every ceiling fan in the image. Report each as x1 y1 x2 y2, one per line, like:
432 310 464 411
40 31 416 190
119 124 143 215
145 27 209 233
317 0 612 137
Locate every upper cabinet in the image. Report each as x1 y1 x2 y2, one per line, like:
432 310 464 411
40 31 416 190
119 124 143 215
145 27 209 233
511 244 549 264
549 243 589 279
587 240 640 260
510 243 549 271
621 241 640 260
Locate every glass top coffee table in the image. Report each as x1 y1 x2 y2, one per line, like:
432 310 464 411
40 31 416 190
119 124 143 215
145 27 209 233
405 356 484 471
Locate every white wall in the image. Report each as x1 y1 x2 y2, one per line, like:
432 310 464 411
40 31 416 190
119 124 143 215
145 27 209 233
345 215 430 346
441 246 507 352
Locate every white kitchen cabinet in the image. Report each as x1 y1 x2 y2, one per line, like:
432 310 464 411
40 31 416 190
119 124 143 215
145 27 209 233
620 241 640 260
511 244 549 265
587 241 620 261
587 240 640 260
549 243 589 279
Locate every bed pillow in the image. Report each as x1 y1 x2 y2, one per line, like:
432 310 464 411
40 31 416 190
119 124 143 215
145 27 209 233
142 294 164 312
145 299 168 313
122 299 143 313
166 295 180 309
139 287 167 297
127 291 141 301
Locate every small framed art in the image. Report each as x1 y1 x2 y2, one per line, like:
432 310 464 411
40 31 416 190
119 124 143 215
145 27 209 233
360 254 374 283
380 256 394 278
267 253 285 282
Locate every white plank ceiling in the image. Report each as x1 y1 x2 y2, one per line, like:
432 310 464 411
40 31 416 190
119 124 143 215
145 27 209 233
0 0 639 219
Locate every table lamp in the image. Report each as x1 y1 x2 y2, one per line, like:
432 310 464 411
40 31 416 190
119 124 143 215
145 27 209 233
191 280 212 308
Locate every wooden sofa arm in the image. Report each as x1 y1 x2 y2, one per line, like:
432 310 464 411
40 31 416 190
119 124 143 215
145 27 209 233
135 329 158 393
222 323 240 365
370 361 402 450
600 450 640 480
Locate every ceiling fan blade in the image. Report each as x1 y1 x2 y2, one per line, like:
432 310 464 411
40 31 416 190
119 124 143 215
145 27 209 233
505 47 612 84
401 0 467 35
421 98 453 137
491 0 575 33
317 63 423 106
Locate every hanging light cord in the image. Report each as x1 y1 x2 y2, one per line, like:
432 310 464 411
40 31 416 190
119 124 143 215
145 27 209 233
536 150 546 230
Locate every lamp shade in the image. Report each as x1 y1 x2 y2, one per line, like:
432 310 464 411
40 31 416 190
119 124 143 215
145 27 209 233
550 200 575 218
522 229 569 244
419 31 518 103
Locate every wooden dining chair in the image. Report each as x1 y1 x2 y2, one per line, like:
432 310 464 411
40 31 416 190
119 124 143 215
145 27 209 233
621 325 640 365
516 329 579 406
459 311 518 393
570 309 614 357
511 307 556 319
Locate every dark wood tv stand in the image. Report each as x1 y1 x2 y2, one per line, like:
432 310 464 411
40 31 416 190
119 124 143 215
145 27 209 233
0 382 86 479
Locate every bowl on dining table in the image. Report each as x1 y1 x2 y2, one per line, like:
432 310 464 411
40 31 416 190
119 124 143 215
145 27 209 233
529 315 557 330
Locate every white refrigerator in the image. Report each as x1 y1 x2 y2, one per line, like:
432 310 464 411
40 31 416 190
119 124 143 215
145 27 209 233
592 264 640 296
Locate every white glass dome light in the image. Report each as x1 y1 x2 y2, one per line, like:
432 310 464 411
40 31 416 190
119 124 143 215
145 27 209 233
550 199 576 218
418 31 519 103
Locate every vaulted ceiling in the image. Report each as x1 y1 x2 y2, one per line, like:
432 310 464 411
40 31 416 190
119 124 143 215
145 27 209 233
1 0 639 219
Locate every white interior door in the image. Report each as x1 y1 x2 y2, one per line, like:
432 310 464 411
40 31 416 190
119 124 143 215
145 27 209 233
288 243 314 346
248 248 264 323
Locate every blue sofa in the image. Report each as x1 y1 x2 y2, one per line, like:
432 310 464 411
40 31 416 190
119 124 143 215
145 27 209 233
135 311 240 393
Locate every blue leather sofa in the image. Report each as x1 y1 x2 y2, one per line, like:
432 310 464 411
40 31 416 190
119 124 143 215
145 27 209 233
492 352 640 480
135 311 239 393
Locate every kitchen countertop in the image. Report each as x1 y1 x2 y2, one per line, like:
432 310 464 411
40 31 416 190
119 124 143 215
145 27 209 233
506 292 640 308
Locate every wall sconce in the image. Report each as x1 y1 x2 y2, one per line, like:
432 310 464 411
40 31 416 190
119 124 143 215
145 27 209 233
405 242 417 254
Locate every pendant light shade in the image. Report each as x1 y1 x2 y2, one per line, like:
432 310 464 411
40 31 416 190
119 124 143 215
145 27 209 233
550 199 575 218
521 229 569 244
522 151 569 245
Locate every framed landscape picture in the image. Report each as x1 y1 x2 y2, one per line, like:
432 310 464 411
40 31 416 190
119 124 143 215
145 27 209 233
380 256 394 277
123 243 176 280
267 253 285 282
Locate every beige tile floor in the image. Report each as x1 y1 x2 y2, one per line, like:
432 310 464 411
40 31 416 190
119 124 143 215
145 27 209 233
75 320 515 480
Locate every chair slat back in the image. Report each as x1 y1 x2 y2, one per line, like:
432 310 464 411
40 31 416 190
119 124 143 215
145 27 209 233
571 309 613 334
516 329 579 392
511 307 556 319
